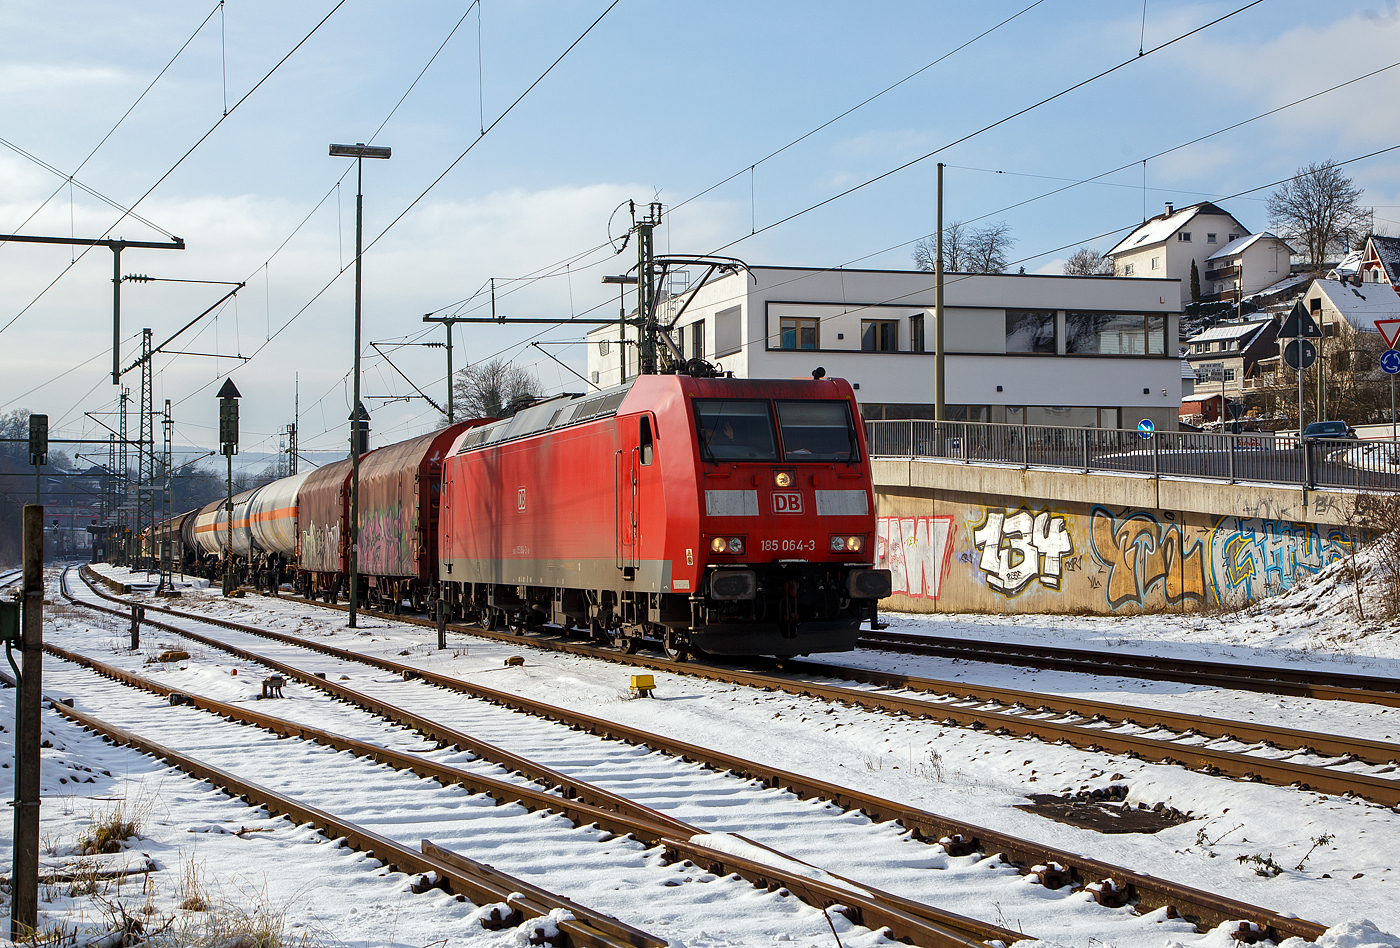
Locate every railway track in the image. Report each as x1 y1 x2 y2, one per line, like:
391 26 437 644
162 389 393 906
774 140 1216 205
72 566 1333 941
3 666 662 947
43 639 1011 948
120 570 1400 809
856 629 1400 707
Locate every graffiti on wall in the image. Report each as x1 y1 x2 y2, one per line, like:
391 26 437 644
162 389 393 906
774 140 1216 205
970 507 1073 596
1088 506 1209 610
876 515 955 599
1209 518 1353 604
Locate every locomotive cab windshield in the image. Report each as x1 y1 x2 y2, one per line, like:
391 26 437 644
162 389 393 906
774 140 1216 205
695 397 858 463
695 399 778 461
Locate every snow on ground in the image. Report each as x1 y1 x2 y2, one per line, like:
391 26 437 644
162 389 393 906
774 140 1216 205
31 564 1400 947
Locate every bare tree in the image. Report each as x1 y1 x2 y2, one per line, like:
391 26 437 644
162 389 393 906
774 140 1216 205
450 358 541 420
913 220 969 272
913 220 1013 273
964 221 1015 274
1267 160 1372 269
1063 247 1114 276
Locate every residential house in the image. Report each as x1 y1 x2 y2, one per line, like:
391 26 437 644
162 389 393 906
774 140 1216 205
1203 232 1294 303
1107 201 1253 305
1181 317 1280 419
587 265 1184 432
1356 235 1400 292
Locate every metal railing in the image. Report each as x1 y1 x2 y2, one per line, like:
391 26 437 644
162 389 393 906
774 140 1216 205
865 419 1400 492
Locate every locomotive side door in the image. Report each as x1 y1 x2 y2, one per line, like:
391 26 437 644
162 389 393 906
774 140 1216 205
615 415 653 579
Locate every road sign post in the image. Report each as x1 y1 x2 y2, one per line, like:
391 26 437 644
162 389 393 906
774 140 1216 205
1281 301 1324 439
1380 345 1400 443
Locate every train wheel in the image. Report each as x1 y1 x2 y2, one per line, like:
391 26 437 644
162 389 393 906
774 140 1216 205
484 608 505 632
662 631 689 663
611 627 642 654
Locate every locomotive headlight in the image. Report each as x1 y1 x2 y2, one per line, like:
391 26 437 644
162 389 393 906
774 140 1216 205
773 470 794 488
710 536 745 555
830 535 864 553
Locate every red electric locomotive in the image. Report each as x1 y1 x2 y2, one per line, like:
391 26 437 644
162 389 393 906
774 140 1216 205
438 373 890 659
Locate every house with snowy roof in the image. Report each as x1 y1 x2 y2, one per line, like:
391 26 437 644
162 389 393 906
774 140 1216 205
1182 317 1279 411
1302 278 1400 336
1107 202 1253 305
1203 232 1294 303
1356 235 1400 292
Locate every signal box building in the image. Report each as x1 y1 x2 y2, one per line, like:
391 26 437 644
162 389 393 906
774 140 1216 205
585 265 1183 432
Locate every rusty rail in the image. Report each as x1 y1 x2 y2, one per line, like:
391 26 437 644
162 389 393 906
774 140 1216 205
29 685 664 948
45 637 1011 948
74 566 1330 940
856 631 1400 708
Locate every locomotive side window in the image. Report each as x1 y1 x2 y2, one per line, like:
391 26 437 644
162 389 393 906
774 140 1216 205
776 400 858 461
639 416 653 465
694 400 778 461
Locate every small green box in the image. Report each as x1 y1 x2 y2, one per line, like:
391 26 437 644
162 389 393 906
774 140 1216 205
0 600 19 643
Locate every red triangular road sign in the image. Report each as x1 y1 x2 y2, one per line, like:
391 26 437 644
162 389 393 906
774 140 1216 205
1376 318 1400 350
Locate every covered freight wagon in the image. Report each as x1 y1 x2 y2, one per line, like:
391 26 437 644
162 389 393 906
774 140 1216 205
295 457 355 600
355 420 486 612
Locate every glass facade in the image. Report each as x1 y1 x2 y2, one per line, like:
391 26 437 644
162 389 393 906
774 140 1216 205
1005 310 1056 353
1065 313 1166 356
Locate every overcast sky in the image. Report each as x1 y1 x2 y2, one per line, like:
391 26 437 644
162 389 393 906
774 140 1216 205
2 0 1398 467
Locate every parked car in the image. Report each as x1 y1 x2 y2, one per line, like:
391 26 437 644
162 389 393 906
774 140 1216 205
1303 420 1357 440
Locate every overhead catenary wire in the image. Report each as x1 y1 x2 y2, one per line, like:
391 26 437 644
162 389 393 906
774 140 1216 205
0 1 221 248
0 0 350 339
170 0 624 417
706 0 1266 255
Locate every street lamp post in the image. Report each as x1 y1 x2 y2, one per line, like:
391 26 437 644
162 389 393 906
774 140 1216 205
329 142 391 629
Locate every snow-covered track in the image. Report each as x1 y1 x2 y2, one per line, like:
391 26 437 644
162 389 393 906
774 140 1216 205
71 566 1331 942
10 669 666 948
854 630 1400 707
44 638 1013 948
150 570 1400 808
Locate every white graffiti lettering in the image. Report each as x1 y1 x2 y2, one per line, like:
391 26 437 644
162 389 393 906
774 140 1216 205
875 516 954 599
972 507 1073 595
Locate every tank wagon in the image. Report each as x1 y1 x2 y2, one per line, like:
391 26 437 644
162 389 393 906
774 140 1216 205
438 374 890 659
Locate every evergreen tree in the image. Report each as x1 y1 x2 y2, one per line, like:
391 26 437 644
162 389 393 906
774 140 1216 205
1190 259 1201 303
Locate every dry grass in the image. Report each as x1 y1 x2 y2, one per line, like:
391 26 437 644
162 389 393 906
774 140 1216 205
77 791 156 856
176 857 210 913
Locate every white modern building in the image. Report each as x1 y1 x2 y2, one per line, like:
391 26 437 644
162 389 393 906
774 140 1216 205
586 265 1183 431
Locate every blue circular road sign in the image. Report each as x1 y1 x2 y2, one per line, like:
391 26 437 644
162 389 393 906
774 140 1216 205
1381 349 1400 375
1138 418 1155 439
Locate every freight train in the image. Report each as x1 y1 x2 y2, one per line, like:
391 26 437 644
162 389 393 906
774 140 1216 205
146 373 890 659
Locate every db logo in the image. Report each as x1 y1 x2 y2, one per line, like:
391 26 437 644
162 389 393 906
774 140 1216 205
518 487 526 510
772 491 803 514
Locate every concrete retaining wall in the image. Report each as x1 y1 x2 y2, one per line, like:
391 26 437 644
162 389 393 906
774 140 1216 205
874 459 1361 615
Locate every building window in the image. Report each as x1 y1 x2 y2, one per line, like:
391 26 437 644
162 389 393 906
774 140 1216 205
861 319 898 352
690 320 704 361
1005 310 1056 354
1123 262 1134 275
910 314 925 353
1065 312 1166 356
1178 232 1192 242
1207 233 1217 243
590 371 600 384
716 306 741 356
1229 234 1239 242
598 339 610 356
781 316 819 350
1223 368 1236 382
1151 256 1161 270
